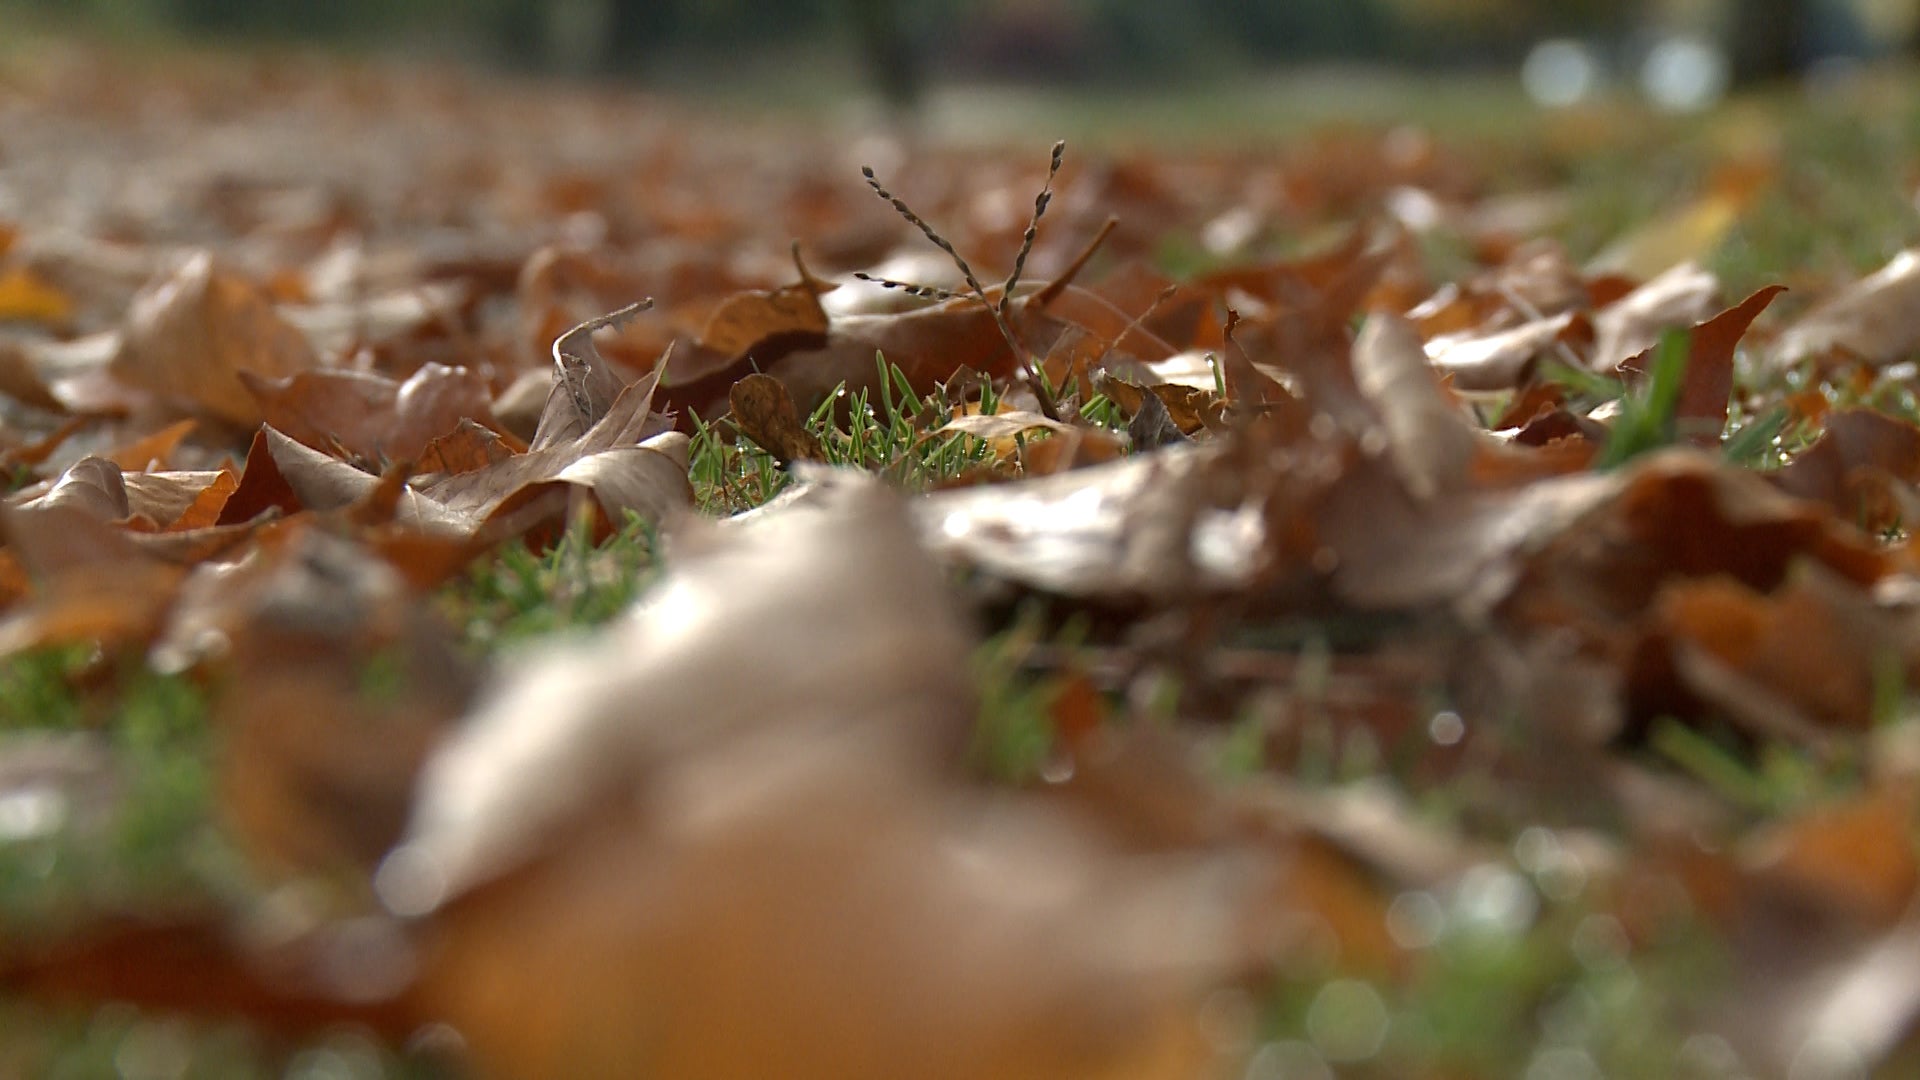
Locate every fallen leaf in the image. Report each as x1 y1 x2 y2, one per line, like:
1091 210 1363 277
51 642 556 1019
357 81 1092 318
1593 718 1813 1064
1587 188 1750 281
111 252 320 426
242 363 495 461
1775 249 1920 370
1616 284 1785 446
530 300 652 453
1351 311 1479 500
417 419 517 477
384 481 1268 1080
0 265 74 324
1588 261 1721 371
729 373 826 465
1774 408 1920 530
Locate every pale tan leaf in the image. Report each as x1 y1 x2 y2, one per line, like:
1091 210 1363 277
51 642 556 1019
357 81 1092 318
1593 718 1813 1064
1775 249 1920 369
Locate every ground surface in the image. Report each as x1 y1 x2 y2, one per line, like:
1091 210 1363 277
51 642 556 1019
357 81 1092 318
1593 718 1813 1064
4 37 1920 1080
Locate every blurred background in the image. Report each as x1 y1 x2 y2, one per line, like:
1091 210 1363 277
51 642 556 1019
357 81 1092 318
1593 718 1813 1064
4 0 1919 112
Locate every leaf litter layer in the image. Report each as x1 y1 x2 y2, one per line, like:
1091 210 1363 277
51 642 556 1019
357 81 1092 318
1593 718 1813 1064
10 42 1920 1078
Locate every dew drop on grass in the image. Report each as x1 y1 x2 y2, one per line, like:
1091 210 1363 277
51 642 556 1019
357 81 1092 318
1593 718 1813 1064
1450 863 1538 937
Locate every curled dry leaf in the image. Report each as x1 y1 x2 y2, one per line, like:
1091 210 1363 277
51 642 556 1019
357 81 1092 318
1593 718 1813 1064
729 372 825 466
1681 785 1920 1074
935 408 1125 475
660 295 1027 422
531 300 653 453
385 480 975 900
1317 456 1622 614
936 409 1079 442
0 336 65 411
0 501 187 658
1124 388 1190 451
1098 376 1222 436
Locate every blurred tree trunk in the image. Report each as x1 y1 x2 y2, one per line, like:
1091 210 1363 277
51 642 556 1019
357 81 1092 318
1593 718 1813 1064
603 0 679 74
169 0 246 31
846 0 922 111
1729 0 1812 82
488 0 552 70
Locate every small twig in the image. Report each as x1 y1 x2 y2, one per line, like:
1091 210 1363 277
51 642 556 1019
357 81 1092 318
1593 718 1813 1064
999 139 1066 316
861 156 1062 420
1094 283 1180 368
1031 216 1117 309
852 272 963 302
862 166 996 305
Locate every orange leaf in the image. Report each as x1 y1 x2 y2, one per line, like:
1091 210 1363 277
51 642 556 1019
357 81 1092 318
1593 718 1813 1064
0 265 74 324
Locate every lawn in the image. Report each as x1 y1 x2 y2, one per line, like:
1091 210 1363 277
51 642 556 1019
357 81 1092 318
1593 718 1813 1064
4 34 1920 1079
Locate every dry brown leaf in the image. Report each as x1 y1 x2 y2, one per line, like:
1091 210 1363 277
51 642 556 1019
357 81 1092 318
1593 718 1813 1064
1317 456 1622 613
3 916 422 1042
103 417 197 471
158 527 475 875
120 469 234 529
417 419 517 477
422 373 688 533
17 456 130 522
383 481 1267 1080
1617 284 1785 446
729 372 825 465
657 292 1043 422
255 426 467 536
1648 565 1897 735
241 363 494 461
1098 377 1218 436
697 253 832 359
1742 784 1919 927
1775 408 1920 530
0 501 186 658
110 252 319 426
917 446 1260 603
0 337 65 411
